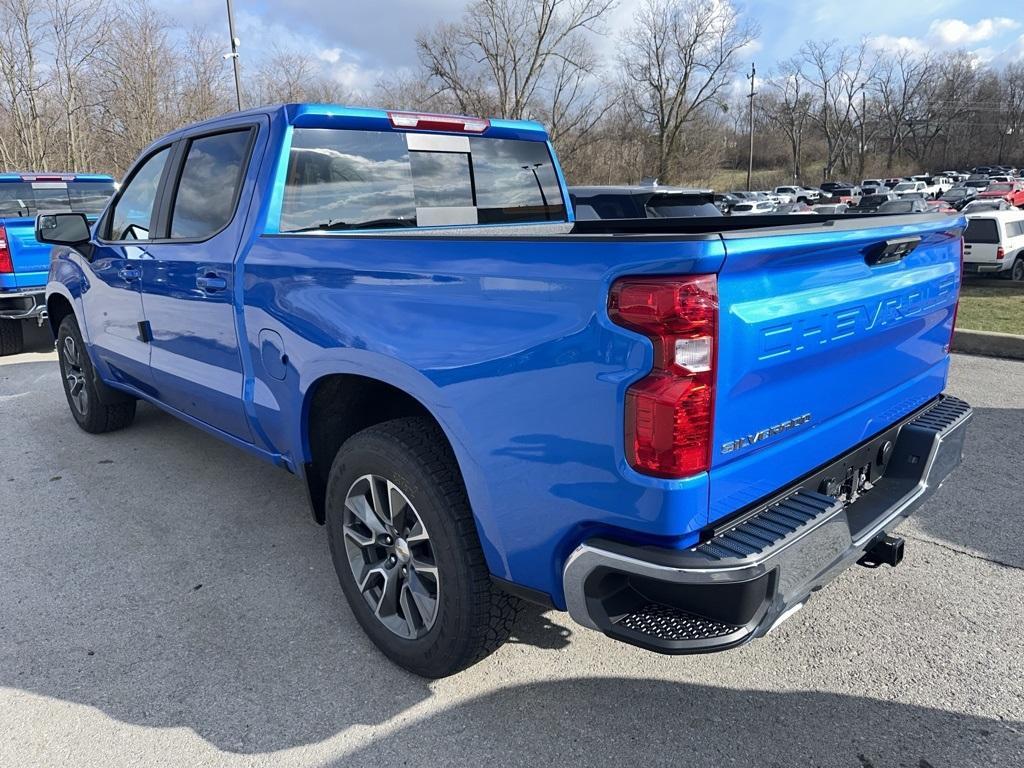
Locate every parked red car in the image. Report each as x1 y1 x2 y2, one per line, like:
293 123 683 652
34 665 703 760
978 180 1024 207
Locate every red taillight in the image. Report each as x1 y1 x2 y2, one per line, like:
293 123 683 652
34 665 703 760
388 111 489 133
996 246 1005 260
609 275 718 478
0 226 12 274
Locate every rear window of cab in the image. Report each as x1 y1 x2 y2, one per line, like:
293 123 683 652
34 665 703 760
279 128 565 232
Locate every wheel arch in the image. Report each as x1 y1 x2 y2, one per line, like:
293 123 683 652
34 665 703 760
46 292 75 339
299 372 470 527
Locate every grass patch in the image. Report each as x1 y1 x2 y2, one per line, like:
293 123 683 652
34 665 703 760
957 281 1024 335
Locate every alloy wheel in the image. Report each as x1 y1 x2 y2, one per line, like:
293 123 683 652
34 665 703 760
342 474 440 639
60 335 89 416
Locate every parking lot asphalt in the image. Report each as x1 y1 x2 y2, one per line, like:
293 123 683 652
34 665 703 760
1 324 1022 767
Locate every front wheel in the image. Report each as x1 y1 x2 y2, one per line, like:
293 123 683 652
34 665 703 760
325 417 520 677
56 314 137 433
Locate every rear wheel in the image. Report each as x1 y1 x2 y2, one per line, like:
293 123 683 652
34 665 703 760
0 319 24 356
325 417 520 677
1012 257 1024 282
56 314 136 433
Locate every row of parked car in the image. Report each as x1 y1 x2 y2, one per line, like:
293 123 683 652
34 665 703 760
568 165 1024 280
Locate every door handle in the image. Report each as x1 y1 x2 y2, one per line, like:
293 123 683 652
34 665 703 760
196 274 227 293
118 266 141 281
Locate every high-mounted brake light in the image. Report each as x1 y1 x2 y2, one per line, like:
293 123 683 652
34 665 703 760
0 226 12 274
20 174 74 182
387 111 489 133
609 275 718 478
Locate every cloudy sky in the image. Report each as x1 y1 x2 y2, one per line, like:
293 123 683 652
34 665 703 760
154 0 1024 93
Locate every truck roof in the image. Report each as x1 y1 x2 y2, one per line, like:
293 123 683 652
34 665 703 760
570 185 713 195
154 103 551 145
0 172 114 182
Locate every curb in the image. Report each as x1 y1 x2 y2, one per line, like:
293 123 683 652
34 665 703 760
952 328 1024 361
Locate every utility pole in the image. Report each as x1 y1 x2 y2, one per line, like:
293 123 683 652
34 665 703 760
746 63 756 191
859 87 866 178
225 0 243 111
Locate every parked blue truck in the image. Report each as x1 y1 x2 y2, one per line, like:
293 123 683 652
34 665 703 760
37 104 972 677
0 173 115 354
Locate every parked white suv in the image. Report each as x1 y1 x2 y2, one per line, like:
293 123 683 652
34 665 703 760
893 181 929 199
774 186 821 203
963 209 1024 281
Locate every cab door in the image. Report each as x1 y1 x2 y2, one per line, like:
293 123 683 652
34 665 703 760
82 145 174 392
136 121 266 442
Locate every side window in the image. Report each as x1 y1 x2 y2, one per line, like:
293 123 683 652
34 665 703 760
169 130 251 239
108 147 170 241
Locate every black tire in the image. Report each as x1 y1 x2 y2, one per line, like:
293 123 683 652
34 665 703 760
56 314 136 433
0 319 24 356
325 417 520 677
1011 257 1024 283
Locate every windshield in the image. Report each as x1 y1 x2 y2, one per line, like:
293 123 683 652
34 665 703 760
965 201 1004 212
987 183 1013 193
0 180 114 218
893 183 916 192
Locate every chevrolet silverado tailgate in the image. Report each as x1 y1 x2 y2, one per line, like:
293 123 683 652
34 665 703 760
709 214 963 522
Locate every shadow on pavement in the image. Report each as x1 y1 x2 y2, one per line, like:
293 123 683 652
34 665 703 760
323 677 1022 767
0 361 571 754
1 332 1019 760
909 406 1024 569
20 320 54 352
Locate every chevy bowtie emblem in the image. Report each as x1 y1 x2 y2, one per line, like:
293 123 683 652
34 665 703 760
721 413 812 454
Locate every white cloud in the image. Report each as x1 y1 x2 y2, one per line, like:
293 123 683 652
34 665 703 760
318 48 343 64
928 16 1019 46
868 34 928 56
738 38 763 56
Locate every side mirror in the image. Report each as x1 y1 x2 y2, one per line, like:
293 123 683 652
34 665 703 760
36 212 91 246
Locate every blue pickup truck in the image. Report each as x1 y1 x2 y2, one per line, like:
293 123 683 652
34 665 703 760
37 104 971 677
0 173 115 354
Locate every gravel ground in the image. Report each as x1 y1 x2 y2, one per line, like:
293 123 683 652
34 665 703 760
1 325 1021 767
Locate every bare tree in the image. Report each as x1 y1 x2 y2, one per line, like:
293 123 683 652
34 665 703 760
178 28 234 123
618 0 756 181
47 0 111 169
0 0 53 168
760 58 812 182
416 0 615 158
91 0 180 170
799 40 873 181
250 47 349 107
872 49 932 171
